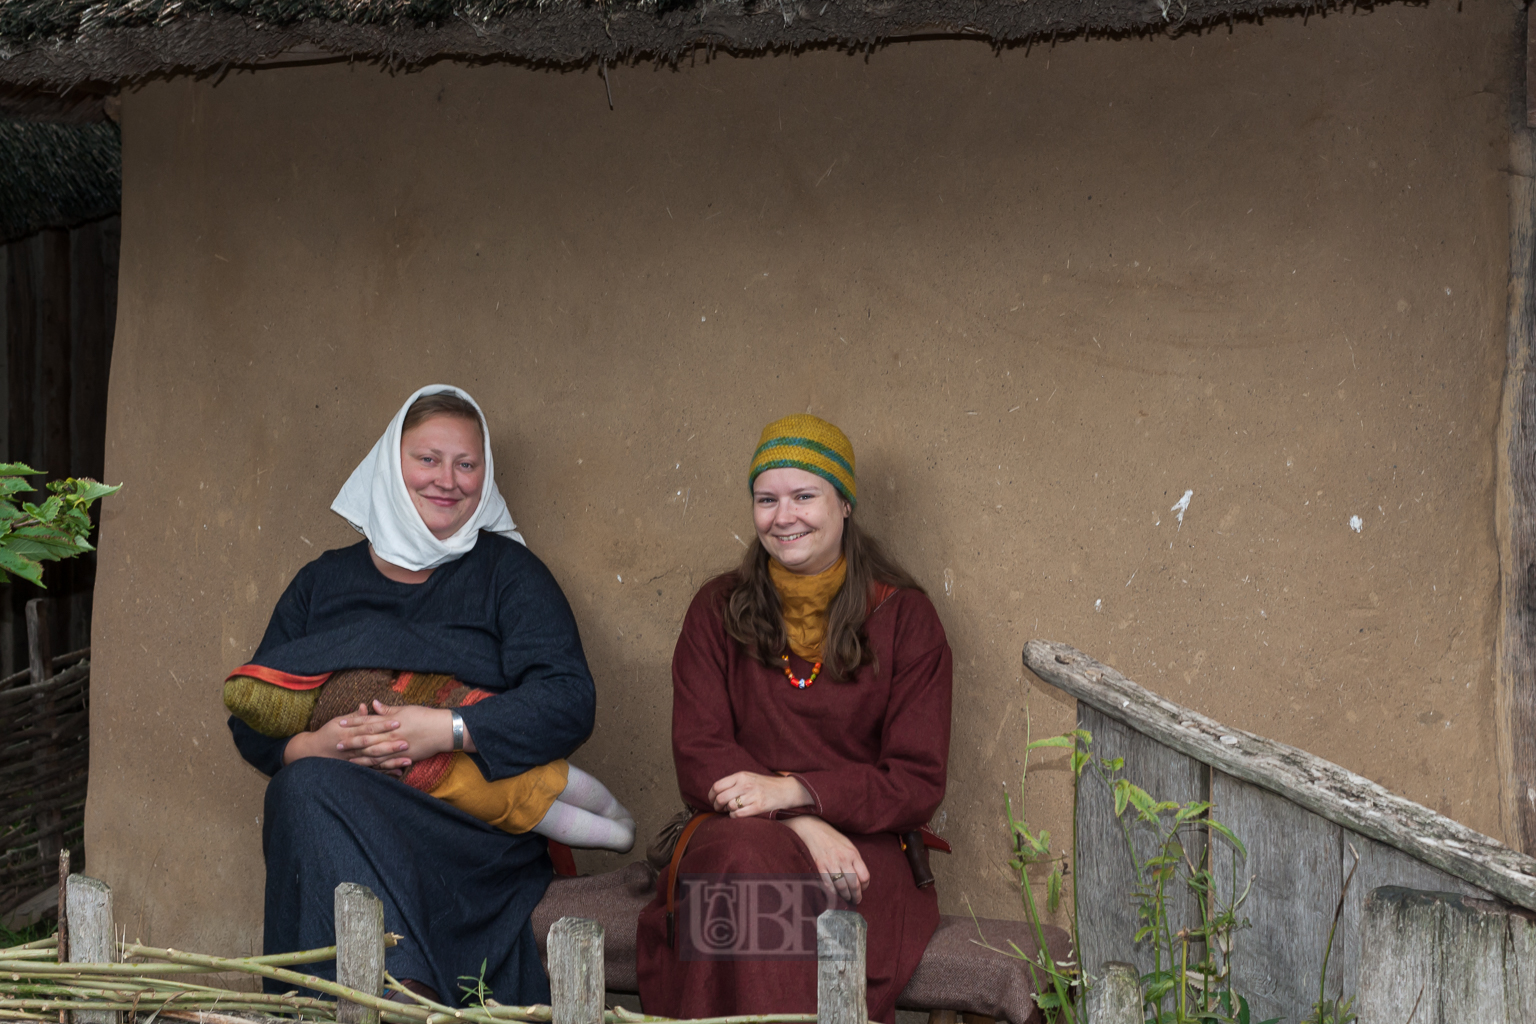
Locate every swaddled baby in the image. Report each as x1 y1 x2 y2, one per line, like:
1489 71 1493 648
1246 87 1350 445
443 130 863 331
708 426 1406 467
225 663 634 851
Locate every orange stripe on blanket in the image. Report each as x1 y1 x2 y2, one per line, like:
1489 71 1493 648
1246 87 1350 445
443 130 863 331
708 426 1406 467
226 664 332 691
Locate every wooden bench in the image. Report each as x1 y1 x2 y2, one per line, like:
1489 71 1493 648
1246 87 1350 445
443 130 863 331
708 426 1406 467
531 861 1071 1024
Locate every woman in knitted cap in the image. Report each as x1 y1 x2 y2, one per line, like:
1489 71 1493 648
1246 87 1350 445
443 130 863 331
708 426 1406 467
637 414 953 1024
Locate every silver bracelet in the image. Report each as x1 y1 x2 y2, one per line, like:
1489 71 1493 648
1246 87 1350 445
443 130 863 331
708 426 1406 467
450 711 466 751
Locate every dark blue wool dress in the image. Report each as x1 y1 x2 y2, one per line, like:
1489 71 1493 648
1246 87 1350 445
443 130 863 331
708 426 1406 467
228 534 596 1006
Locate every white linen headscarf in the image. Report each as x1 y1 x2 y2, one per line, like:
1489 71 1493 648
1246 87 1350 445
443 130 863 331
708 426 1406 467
331 385 525 571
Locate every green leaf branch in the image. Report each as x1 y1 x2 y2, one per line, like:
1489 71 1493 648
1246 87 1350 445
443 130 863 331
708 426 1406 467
0 463 120 587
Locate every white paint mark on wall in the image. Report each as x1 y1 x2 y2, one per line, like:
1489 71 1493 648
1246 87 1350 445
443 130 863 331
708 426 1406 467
1094 599 1102 612
1171 490 1193 529
1349 515 1363 533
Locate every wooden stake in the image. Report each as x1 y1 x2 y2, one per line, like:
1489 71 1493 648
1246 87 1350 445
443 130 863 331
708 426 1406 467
55 848 69 963
1086 962 1141 1024
815 910 865 1024
548 917 604 1024
65 873 118 1024
334 883 385 1024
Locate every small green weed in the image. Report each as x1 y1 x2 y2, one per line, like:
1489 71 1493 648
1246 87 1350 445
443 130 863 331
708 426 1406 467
458 957 493 1008
989 716 1277 1024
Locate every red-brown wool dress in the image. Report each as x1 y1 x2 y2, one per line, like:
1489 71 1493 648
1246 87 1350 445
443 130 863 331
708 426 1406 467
636 575 953 1023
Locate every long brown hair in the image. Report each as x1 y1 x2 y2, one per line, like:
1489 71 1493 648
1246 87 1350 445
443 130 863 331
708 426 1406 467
724 515 923 681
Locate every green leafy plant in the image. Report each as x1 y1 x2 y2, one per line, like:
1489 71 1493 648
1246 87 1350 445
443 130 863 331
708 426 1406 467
0 463 120 587
987 719 1278 1024
458 957 493 1008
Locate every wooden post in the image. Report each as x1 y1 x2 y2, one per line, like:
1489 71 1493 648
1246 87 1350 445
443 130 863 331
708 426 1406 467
27 598 62 866
816 909 866 1024
1357 887 1536 1023
1501 5 1536 858
548 917 605 1024
334 883 385 1024
1086 962 1141 1024
55 849 69 963
65 874 118 1024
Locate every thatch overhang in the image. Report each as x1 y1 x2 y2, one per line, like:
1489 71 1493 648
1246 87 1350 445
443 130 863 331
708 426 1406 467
0 0 1379 92
0 118 118 243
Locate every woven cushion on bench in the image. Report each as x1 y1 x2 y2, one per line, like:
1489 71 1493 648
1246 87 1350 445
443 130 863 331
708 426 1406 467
532 863 1073 1024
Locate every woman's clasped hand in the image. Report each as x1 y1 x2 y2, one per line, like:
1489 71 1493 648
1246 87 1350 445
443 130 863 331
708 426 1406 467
704 770 869 903
283 700 471 771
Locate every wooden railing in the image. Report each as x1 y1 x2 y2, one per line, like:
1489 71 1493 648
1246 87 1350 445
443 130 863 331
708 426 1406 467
1025 639 1536 1024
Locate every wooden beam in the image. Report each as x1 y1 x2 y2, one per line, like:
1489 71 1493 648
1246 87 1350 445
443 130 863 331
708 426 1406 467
1024 640 1536 911
1502 12 1536 857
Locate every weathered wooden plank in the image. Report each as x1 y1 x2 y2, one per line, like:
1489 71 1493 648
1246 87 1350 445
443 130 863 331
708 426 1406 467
549 917 604 1024
816 909 866 1024
1026 640 1536 910
1503 54 1536 856
68 219 107 484
1085 962 1139 1024
1357 887 1536 1024
1075 705 1205 984
334 883 384 1024
66 873 118 1024
1210 771 1341 1024
1324 832 1491 1012
1528 5 1536 129
7 236 36 466
38 229 69 481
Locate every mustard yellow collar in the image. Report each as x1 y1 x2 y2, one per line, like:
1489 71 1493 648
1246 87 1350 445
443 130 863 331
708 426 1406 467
769 555 847 660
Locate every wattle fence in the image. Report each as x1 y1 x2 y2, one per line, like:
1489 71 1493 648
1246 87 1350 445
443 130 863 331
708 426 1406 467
1 598 89 924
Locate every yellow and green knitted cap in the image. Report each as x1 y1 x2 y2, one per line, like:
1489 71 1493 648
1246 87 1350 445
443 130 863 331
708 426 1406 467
748 414 857 508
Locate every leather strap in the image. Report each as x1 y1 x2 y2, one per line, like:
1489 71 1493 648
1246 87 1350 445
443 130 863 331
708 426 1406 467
665 811 717 948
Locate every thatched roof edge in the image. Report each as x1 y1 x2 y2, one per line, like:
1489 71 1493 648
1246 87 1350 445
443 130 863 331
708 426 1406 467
0 119 120 242
0 0 1373 90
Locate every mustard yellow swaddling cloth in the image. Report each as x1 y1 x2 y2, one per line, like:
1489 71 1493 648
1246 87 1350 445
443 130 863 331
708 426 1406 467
433 754 570 834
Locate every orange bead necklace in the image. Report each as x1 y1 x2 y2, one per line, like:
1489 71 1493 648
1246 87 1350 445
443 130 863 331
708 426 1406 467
781 654 822 689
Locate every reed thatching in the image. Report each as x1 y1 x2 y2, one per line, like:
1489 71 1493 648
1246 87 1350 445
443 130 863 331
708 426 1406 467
0 121 118 244
0 0 1381 91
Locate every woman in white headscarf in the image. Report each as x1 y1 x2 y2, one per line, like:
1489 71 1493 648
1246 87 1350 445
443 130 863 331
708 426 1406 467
227 386 616 1008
